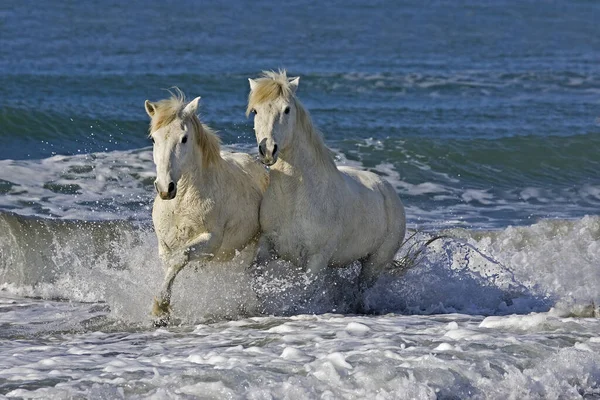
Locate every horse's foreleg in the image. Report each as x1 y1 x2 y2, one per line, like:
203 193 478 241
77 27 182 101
251 235 274 271
152 254 187 325
287 252 330 311
305 253 329 279
185 232 222 262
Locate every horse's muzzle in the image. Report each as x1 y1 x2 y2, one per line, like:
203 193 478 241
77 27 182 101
156 181 177 200
258 138 278 166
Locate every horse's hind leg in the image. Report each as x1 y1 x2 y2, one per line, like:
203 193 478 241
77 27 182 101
360 190 405 291
359 231 402 291
359 256 386 293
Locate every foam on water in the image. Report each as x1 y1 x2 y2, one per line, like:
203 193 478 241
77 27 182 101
1 210 598 324
2 143 599 230
0 149 155 220
0 304 599 399
1 149 597 399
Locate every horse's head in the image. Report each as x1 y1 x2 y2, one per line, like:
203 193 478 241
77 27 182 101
247 70 300 166
145 93 201 200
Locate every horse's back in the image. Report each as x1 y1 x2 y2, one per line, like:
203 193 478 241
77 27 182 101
338 166 401 209
338 166 388 193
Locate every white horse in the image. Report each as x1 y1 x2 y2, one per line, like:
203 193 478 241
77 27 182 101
145 90 268 325
247 71 406 292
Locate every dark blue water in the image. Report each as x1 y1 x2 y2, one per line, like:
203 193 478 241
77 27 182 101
0 0 599 228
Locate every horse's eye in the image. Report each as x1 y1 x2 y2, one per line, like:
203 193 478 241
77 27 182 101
251 109 257 114
151 137 155 144
284 107 290 114
182 136 188 144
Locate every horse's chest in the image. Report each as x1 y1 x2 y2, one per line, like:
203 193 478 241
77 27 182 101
261 191 331 257
154 204 209 249
260 191 299 232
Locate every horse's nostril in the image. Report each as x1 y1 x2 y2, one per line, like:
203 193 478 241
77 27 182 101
154 181 159 192
168 182 175 193
259 138 268 157
272 144 278 155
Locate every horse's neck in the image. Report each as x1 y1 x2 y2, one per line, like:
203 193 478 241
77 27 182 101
271 126 338 191
178 147 222 199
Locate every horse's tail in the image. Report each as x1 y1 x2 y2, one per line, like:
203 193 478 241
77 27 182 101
391 232 448 272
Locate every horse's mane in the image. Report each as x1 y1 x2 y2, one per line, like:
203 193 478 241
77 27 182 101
149 88 221 167
247 70 336 169
246 70 295 116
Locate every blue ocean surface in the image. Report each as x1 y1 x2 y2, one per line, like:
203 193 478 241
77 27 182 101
0 0 598 228
1 2 600 398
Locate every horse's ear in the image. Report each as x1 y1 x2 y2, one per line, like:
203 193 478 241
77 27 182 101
289 77 300 93
182 96 201 117
145 100 156 117
248 78 258 92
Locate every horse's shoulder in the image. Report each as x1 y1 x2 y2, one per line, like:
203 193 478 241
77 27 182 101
221 151 269 191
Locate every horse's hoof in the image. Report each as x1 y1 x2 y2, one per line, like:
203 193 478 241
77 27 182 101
152 316 170 328
151 297 172 327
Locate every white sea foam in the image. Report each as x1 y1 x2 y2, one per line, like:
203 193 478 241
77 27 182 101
0 301 598 399
0 215 598 398
0 149 155 220
0 146 599 397
1 212 597 325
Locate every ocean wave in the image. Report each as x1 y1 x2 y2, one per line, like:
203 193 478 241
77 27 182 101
307 70 600 96
1 212 597 323
0 107 148 160
336 133 600 228
0 139 598 229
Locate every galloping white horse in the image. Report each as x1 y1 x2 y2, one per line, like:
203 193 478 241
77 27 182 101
247 71 406 290
145 90 268 324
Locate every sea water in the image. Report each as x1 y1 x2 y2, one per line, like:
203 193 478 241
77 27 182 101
1 1 599 398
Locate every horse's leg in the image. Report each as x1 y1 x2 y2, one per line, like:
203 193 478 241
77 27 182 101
359 256 386 291
250 235 274 271
185 232 222 262
360 213 403 291
358 233 402 314
152 232 223 326
305 252 328 277
305 253 329 294
152 252 188 325
246 236 277 314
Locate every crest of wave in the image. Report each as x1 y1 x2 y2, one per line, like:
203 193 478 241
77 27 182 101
1 214 598 324
365 215 600 317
